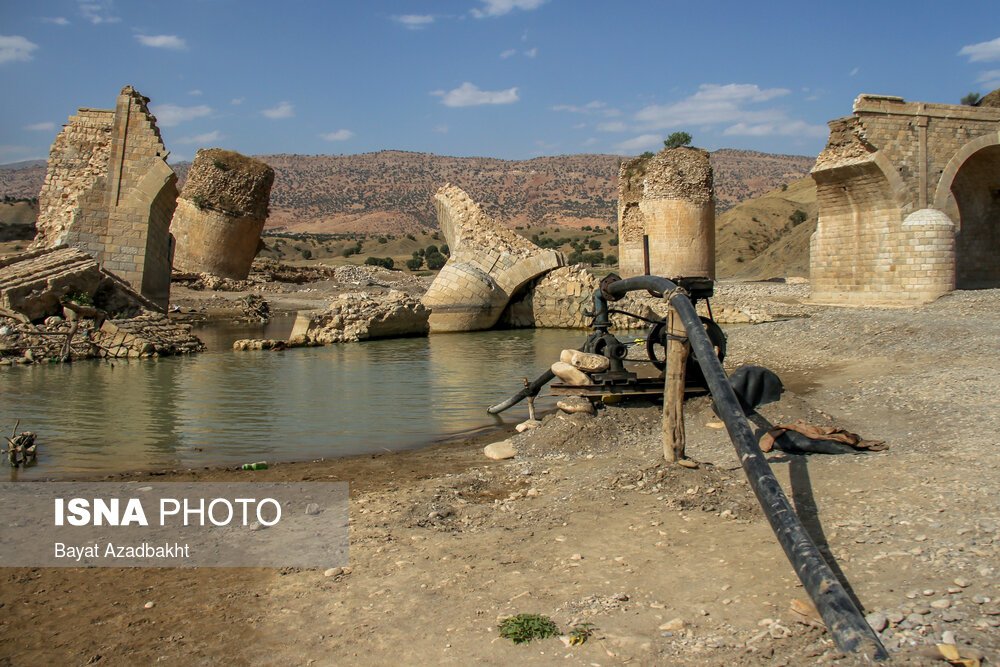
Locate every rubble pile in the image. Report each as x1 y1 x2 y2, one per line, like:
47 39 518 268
0 313 203 365
291 290 429 344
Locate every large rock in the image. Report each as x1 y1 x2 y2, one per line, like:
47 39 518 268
422 184 563 332
170 149 275 280
292 290 429 343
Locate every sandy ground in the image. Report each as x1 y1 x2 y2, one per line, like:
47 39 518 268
2 285 998 666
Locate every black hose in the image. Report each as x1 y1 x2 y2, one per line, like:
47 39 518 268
486 369 556 415
605 275 887 661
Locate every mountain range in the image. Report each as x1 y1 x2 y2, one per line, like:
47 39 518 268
1 149 814 234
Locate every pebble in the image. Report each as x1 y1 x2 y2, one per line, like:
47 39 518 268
954 578 970 588
930 599 951 609
658 618 685 632
556 397 595 415
249 521 263 531
324 567 343 578
865 612 888 633
913 606 931 615
886 611 904 624
305 503 320 515
905 613 924 626
515 419 541 432
569 553 583 560
941 630 956 645
144 601 155 609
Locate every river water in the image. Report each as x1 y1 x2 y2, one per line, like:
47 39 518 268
0 318 606 479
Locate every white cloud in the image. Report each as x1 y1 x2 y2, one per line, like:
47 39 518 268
959 37 1000 63
135 34 187 50
723 120 827 138
230 97 245 106
0 145 42 163
582 137 598 146
24 122 55 131
176 131 222 145
262 101 294 119
188 89 203 96
976 69 1000 89
849 67 859 76
320 129 354 141
150 103 212 127
500 48 517 59
597 121 626 132
472 0 546 18
42 17 70 26
432 82 519 107
615 134 662 153
524 47 537 58
0 35 39 64
551 100 620 117
433 124 449 134
78 1 120 24
635 83 790 129
392 14 434 29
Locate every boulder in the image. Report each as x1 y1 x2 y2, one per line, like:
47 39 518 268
296 290 430 343
551 361 591 386
484 440 517 460
560 349 610 372
557 397 595 415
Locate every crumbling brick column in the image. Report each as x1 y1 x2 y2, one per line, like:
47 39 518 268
422 184 563 332
32 86 177 310
170 149 275 280
617 147 715 280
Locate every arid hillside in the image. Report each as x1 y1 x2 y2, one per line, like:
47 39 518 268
715 177 817 279
1 150 813 234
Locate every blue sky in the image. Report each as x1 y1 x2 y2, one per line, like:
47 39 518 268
1 0 998 164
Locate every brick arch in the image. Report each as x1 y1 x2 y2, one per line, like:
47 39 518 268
870 150 911 213
933 131 1000 222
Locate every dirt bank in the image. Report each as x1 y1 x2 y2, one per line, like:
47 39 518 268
2 286 998 666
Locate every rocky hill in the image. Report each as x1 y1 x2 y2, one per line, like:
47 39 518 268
1 150 813 234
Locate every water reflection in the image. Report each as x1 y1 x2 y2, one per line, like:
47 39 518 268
0 322 588 479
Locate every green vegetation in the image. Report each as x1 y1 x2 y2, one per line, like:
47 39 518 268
212 159 231 171
789 209 808 226
663 131 692 149
961 92 982 106
364 256 394 269
425 251 446 270
405 257 423 271
498 614 560 644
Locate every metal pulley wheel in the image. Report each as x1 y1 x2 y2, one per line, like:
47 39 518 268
646 316 727 387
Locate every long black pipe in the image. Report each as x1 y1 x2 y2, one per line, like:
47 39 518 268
605 275 887 660
487 369 555 415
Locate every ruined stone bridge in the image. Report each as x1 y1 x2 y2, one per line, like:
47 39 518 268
811 93 1000 304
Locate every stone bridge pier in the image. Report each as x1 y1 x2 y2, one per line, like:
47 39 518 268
811 92 1000 304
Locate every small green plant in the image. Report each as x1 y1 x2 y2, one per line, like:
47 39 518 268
568 622 597 645
789 209 808 226
498 614 560 644
663 131 692 149
64 291 93 306
212 159 231 171
191 194 208 210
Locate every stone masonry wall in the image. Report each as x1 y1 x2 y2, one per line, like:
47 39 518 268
32 86 177 310
34 109 114 248
810 92 999 304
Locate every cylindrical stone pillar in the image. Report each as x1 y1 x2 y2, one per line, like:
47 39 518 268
637 147 715 280
170 148 275 280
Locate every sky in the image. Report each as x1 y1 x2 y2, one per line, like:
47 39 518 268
1 0 998 164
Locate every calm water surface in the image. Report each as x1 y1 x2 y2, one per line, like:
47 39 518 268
0 318 591 479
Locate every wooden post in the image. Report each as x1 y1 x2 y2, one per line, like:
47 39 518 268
662 304 690 462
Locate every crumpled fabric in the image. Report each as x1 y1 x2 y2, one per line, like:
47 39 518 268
760 419 887 454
